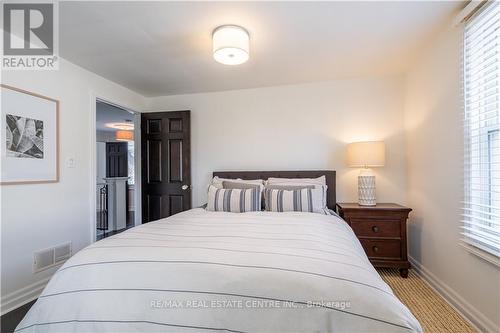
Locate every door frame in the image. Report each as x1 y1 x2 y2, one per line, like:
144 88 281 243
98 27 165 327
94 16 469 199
89 94 141 243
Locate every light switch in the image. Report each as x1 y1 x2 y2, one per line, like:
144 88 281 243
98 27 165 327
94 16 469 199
66 157 76 168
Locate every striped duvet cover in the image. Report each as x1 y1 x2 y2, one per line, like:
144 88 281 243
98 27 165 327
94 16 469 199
16 208 422 333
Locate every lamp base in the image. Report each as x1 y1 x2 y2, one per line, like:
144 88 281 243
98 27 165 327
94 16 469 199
358 169 376 206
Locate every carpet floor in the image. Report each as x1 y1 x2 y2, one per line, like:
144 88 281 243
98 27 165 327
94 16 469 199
378 268 477 333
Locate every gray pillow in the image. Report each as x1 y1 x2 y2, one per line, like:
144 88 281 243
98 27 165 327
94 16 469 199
222 181 261 189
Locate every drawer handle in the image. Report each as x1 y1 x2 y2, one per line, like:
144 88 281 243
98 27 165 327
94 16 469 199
372 246 379 253
372 226 379 233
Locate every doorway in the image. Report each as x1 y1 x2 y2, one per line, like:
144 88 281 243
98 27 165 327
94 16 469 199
95 100 138 239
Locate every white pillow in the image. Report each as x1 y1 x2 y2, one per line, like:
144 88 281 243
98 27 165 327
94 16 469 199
265 176 327 208
266 175 326 185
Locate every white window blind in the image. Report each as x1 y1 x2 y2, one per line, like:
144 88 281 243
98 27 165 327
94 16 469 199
463 0 500 259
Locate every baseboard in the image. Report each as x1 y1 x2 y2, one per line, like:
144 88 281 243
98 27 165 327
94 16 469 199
409 256 498 333
1 277 49 316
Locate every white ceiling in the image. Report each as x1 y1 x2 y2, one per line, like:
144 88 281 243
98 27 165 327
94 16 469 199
60 1 463 97
96 101 134 132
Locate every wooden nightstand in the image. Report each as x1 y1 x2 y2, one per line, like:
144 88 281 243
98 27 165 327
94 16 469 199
336 203 412 278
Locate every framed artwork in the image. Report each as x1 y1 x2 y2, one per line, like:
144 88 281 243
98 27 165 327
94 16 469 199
1 84 59 184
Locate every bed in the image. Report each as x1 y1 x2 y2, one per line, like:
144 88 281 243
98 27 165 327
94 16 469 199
16 171 421 332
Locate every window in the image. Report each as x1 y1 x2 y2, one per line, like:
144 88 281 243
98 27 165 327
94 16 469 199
463 1 500 260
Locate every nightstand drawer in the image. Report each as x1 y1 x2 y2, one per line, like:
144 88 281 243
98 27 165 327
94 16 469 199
350 218 401 238
359 239 402 259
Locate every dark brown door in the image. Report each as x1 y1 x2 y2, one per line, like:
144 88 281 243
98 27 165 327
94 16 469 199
106 142 128 177
141 111 191 223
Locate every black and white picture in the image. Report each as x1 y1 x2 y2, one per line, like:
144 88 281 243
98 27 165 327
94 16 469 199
6 114 44 159
1 84 59 184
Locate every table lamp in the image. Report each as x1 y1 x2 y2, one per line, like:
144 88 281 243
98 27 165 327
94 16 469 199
347 141 385 206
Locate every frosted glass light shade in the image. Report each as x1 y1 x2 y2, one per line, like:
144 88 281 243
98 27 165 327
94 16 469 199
116 130 133 141
213 25 249 65
105 122 134 130
347 141 385 168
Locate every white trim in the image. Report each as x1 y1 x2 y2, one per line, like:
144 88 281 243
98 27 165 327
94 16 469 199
90 92 98 243
0 277 50 316
454 0 486 26
133 112 141 227
409 256 498 333
90 93 141 243
460 242 500 267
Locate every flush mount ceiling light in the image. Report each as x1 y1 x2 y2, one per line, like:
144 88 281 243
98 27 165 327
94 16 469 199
212 25 249 65
105 122 134 131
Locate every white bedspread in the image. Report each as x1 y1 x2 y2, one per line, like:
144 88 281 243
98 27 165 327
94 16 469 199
16 208 422 333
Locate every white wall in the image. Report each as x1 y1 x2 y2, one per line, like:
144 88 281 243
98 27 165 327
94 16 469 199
96 130 118 143
146 76 407 207
0 58 146 314
404 22 500 332
96 142 106 184
96 142 106 212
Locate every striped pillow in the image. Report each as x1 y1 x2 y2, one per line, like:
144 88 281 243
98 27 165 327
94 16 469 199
264 187 325 213
266 184 327 209
206 185 261 213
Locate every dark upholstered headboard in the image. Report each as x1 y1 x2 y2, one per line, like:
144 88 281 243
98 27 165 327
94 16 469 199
212 170 336 209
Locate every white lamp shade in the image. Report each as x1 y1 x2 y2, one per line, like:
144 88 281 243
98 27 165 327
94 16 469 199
347 141 385 167
213 25 249 65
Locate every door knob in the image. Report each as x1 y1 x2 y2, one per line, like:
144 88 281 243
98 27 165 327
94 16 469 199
182 185 189 190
